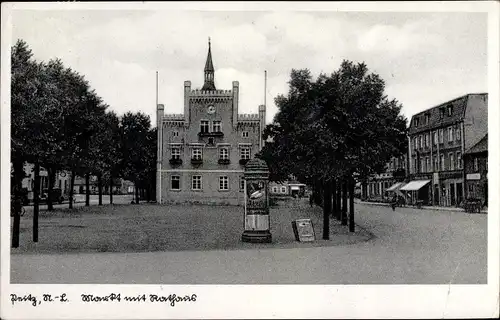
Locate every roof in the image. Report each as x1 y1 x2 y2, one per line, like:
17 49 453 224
288 180 306 186
408 93 487 135
244 158 268 171
204 39 214 72
465 134 488 155
202 39 216 91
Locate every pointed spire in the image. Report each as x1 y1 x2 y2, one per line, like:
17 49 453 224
202 37 216 90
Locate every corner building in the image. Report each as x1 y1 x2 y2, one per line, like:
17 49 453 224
407 93 488 206
156 41 266 205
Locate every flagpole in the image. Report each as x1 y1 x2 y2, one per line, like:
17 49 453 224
156 71 161 203
264 70 267 107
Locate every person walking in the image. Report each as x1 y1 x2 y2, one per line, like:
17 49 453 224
391 194 397 211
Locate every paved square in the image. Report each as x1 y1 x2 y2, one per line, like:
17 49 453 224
10 200 486 284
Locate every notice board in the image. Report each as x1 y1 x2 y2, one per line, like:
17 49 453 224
292 219 315 242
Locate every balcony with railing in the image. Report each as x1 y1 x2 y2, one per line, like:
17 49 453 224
218 158 230 165
198 131 224 138
191 158 203 165
169 158 183 166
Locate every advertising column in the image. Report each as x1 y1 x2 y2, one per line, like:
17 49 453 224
242 158 272 243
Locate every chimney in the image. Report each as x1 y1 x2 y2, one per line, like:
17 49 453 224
232 81 239 128
184 81 191 126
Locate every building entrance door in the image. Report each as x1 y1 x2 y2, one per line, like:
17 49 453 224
456 183 463 206
484 182 488 206
434 185 439 205
441 184 447 206
450 183 456 206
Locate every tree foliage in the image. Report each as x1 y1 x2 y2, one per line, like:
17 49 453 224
258 60 408 184
11 39 157 208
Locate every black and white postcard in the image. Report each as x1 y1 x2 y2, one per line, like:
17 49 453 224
1 1 499 319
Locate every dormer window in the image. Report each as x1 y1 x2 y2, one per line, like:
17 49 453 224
439 108 445 119
425 113 430 125
414 118 420 127
447 105 453 116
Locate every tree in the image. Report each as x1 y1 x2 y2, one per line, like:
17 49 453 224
11 39 115 246
88 110 121 205
10 39 45 246
258 61 408 238
120 112 153 203
316 61 408 232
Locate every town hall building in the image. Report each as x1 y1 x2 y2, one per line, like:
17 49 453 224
156 40 266 205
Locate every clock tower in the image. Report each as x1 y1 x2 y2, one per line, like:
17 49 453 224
156 39 266 206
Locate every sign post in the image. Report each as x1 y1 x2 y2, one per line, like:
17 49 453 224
242 158 272 243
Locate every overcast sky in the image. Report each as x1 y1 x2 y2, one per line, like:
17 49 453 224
11 9 487 126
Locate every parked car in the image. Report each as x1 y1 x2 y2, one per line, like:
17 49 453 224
40 188 65 204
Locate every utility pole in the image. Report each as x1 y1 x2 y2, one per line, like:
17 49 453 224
322 179 331 240
349 176 355 232
33 162 40 242
264 70 267 107
341 179 348 226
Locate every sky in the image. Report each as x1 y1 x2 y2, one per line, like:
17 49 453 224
11 9 488 126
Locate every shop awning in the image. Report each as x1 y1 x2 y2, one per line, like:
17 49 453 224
386 182 405 192
400 180 431 191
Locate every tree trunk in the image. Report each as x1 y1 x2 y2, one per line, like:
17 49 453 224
98 174 103 205
68 169 76 209
85 173 90 206
322 179 331 240
331 179 337 219
11 160 24 248
33 162 40 242
362 180 368 201
47 167 55 211
135 182 139 204
341 179 348 226
336 182 342 220
315 179 323 206
109 172 114 204
349 176 355 232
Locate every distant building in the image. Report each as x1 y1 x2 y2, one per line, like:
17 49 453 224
464 133 488 206
363 154 408 201
20 163 135 202
156 40 266 205
21 163 71 200
406 93 488 206
269 180 307 198
72 176 133 195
